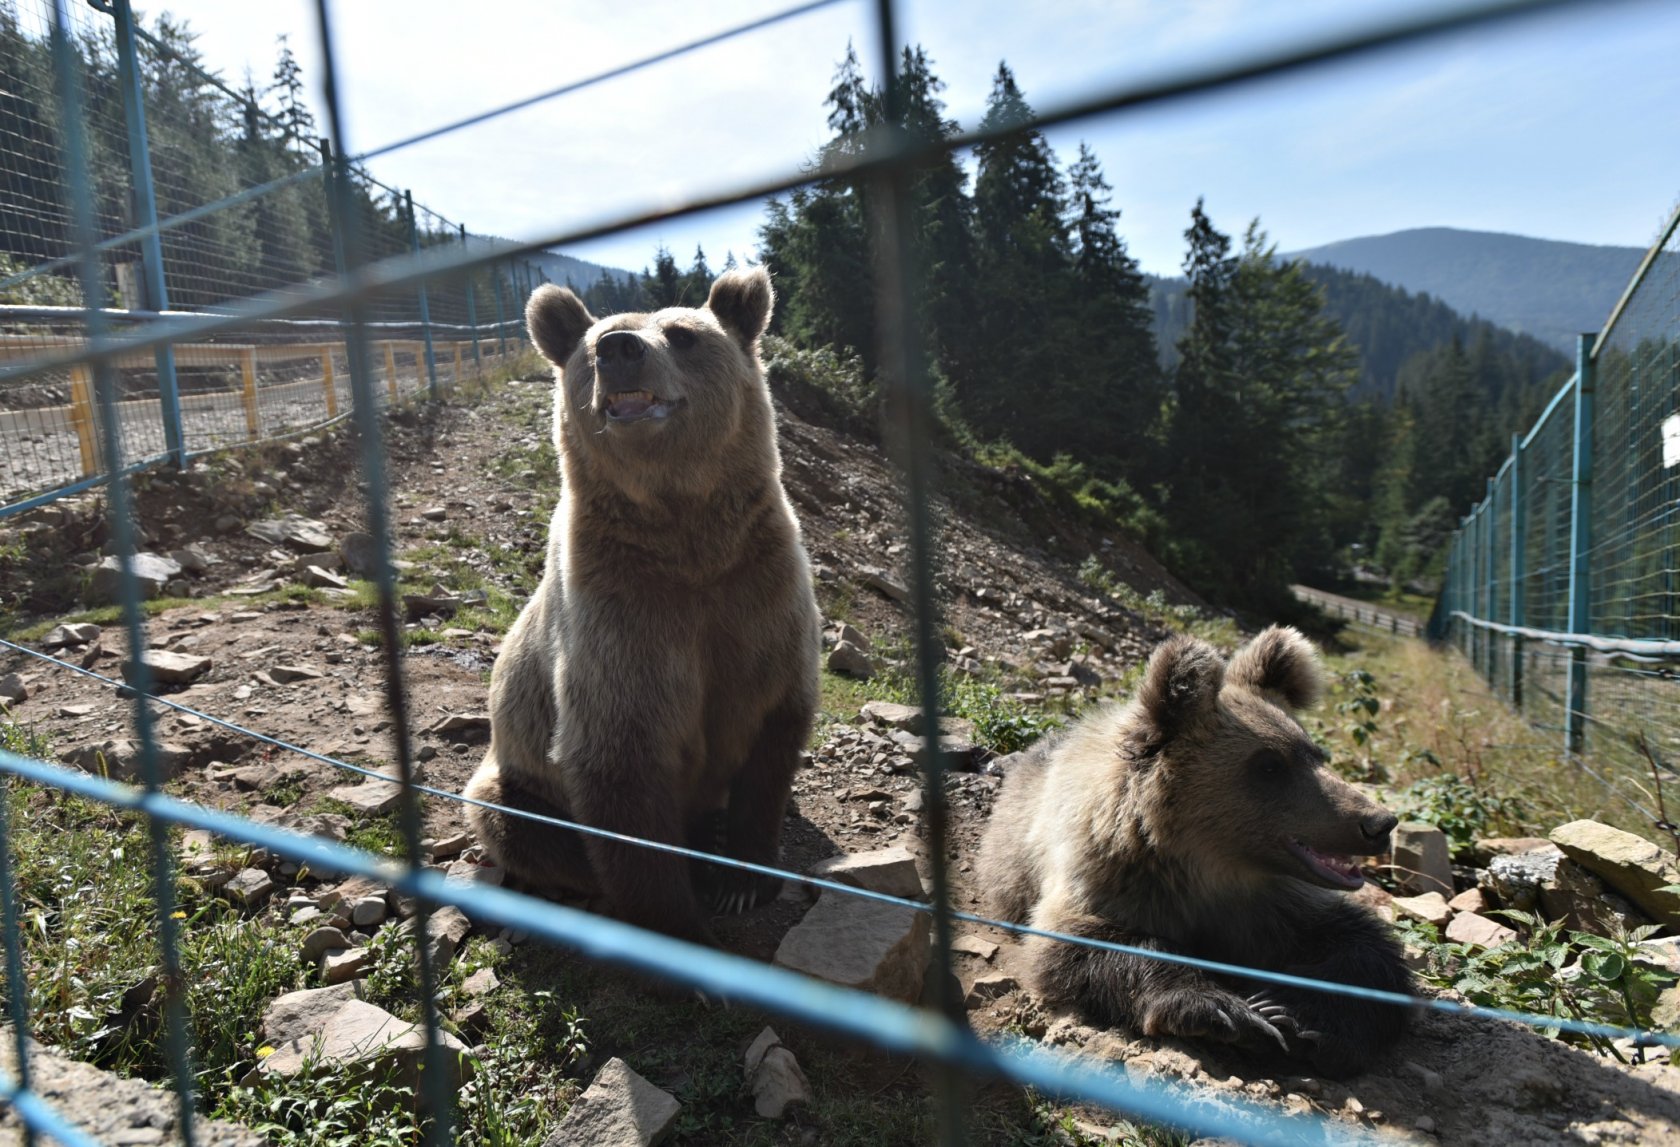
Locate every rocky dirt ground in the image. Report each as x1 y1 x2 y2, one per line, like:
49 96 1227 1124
3 369 1680 1145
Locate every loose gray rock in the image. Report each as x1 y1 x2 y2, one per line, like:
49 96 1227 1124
543 1057 681 1147
964 972 1021 1008
268 663 326 684
122 648 211 686
742 1028 812 1120
40 621 101 648
321 947 373 985
861 568 911 602
860 700 923 732
827 640 875 679
1391 891 1452 927
773 891 930 1003
300 565 349 590
394 905 473 967
246 515 333 552
0 673 25 705
260 982 366 1045
91 552 181 601
1393 823 1453 897
809 847 924 899
327 776 403 816
1 1028 263 1146
224 867 276 908
253 998 471 1095
350 896 388 928
60 738 189 782
304 927 352 960
339 531 380 576
1444 911 1517 948
1551 819 1680 928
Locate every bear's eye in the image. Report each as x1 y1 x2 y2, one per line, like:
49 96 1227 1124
1248 750 1287 779
665 326 698 350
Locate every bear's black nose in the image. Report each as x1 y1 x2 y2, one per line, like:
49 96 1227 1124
597 330 646 365
1361 811 1398 841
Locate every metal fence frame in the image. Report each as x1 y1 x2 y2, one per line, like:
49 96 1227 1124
1433 198 1680 835
3 0 1672 1144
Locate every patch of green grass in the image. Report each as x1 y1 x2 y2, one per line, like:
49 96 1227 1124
1077 556 1239 648
4 778 307 1110
854 665 1065 756
9 597 199 643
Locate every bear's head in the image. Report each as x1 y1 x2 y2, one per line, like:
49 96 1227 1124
524 267 775 492
1125 625 1397 892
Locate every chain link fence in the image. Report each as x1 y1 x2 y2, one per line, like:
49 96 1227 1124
1435 203 1680 841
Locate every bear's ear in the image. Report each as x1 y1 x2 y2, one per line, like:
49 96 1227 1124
1133 635 1224 751
706 266 774 349
526 285 596 368
1226 625 1323 711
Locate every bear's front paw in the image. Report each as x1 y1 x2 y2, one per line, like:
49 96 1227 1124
697 864 783 917
1141 989 1288 1055
1247 991 1323 1058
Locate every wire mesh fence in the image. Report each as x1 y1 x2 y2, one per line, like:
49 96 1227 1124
1436 204 1680 844
3 0 1677 1144
0 0 532 516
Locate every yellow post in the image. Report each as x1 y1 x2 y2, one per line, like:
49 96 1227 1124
384 341 398 403
320 347 338 418
240 348 260 440
68 365 98 477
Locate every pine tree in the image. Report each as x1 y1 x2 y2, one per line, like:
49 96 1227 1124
681 244 711 305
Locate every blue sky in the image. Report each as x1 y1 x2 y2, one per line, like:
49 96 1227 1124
148 0 1680 279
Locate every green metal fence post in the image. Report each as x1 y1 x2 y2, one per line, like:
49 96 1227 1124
1565 346 1595 757
493 260 508 357
460 223 481 370
111 0 184 468
1491 476 1505 685
1508 432 1525 711
404 190 439 397
1468 506 1481 669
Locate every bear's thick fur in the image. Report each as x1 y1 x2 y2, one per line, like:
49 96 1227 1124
977 626 1410 1077
463 267 820 945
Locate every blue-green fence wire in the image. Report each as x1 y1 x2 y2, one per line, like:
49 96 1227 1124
2 0 1672 1144
1434 202 1680 843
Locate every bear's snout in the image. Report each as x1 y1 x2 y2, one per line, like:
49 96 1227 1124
1359 810 1398 849
596 330 647 384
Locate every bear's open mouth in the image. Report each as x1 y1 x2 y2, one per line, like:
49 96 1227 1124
604 390 681 422
1286 838 1365 890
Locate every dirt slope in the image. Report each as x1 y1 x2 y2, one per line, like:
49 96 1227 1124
2 373 1678 1145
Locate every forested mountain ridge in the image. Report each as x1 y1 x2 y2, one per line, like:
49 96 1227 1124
1285 227 1645 354
1149 264 1570 403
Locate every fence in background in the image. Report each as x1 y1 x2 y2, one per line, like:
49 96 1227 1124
0 0 540 518
1433 202 1680 836
2 1 1673 1145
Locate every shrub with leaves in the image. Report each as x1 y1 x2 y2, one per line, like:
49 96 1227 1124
1391 773 1528 860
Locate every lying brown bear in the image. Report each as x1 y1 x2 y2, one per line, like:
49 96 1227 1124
977 626 1410 1077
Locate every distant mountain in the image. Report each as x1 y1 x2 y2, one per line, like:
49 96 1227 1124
459 234 634 294
1147 263 1570 405
1284 227 1645 354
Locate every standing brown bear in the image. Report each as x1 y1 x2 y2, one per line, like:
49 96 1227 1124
977 626 1410 1077
463 267 820 946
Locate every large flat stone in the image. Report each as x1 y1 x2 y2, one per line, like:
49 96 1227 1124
1445 911 1517 948
253 998 470 1093
808 847 924 900
91 552 181 602
773 891 930 1003
122 648 212 685
260 982 366 1045
542 1057 680 1147
1550 819 1680 928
